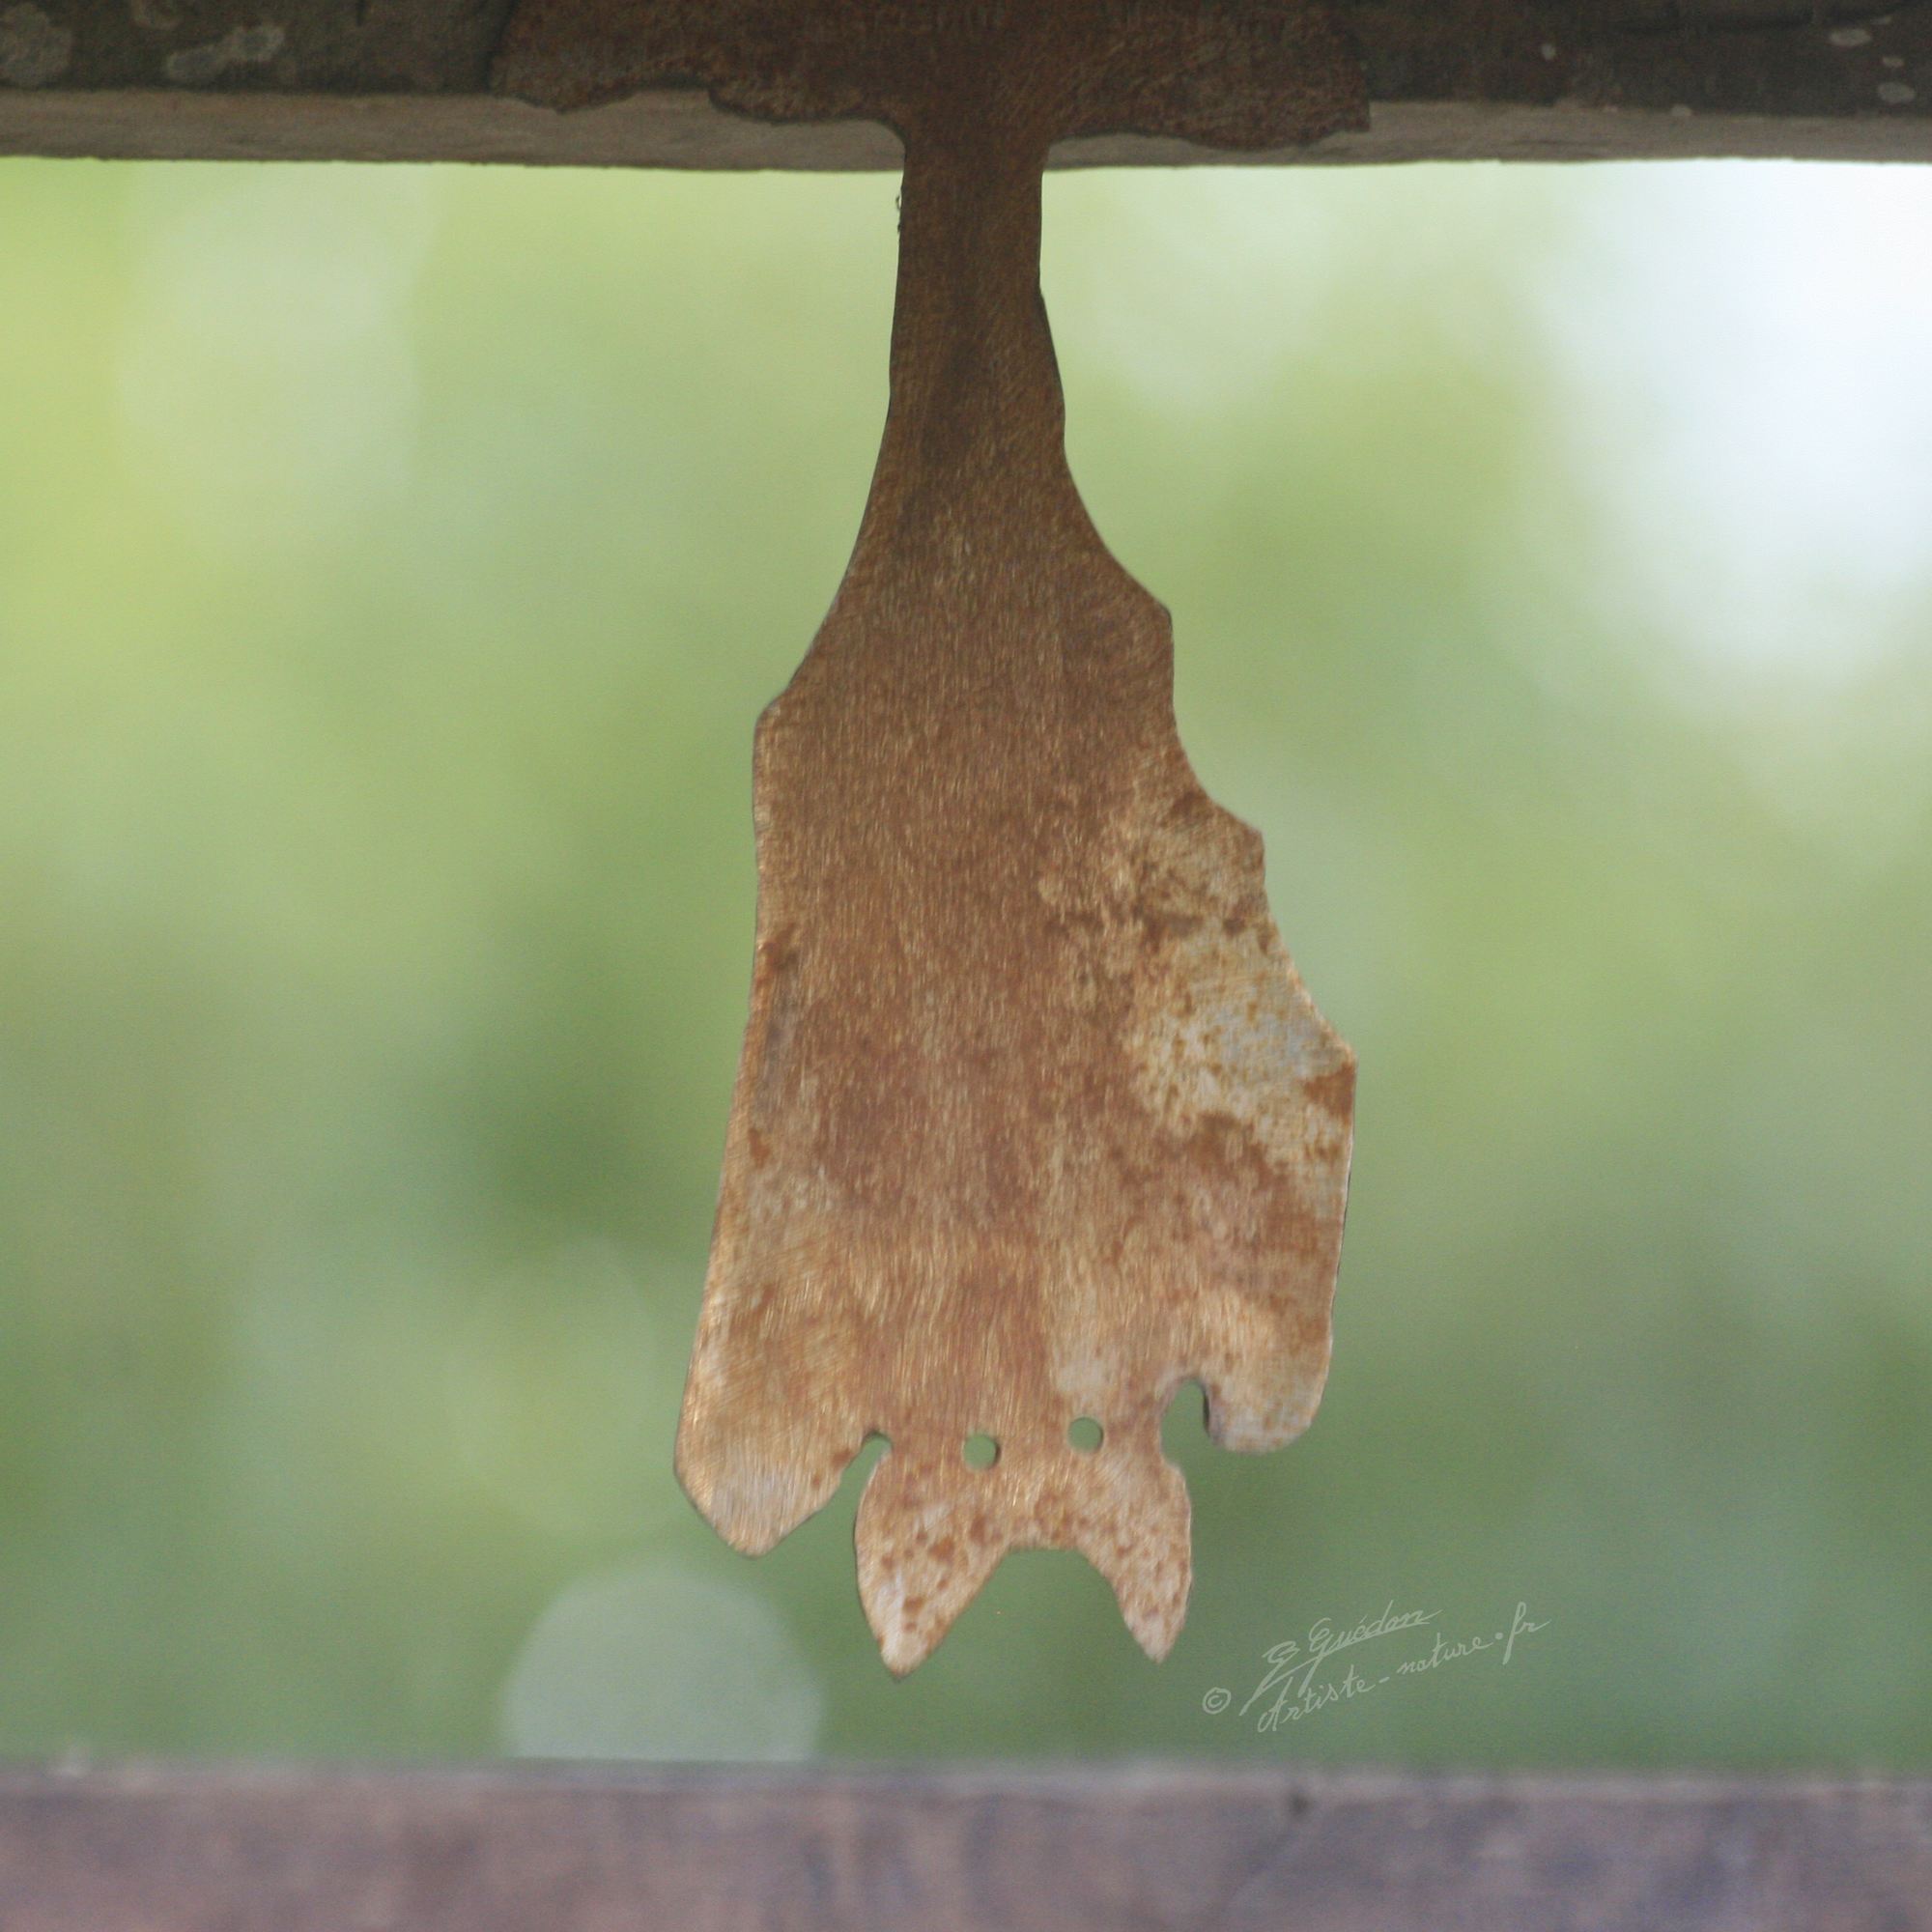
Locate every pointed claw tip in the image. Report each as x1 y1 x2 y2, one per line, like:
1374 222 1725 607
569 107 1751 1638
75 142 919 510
672 1458 804 1558
718 1518 786 1559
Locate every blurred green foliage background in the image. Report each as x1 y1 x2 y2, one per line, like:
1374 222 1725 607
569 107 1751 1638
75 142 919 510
1 154 1927 1767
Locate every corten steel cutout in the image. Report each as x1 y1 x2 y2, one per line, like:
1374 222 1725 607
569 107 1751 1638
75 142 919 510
497 1 1364 1674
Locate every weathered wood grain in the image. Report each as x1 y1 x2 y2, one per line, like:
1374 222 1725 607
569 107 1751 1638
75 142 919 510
500 1 1361 1674
2 1765 1929 1931
4 1 1932 164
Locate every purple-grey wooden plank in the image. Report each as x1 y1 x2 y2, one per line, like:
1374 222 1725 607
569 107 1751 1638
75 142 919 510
1 1765 1929 1931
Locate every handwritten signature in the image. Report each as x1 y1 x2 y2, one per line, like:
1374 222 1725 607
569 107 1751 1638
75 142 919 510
1202 1600 1551 1729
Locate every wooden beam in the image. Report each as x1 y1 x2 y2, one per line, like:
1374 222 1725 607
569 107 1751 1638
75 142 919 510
2 1765 1930 1930
2 3 1930 166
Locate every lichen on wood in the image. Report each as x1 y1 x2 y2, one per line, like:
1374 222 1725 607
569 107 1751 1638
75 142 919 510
5 1 1931 162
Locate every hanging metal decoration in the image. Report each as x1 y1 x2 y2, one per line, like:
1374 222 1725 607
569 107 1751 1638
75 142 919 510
497 0 1362 1673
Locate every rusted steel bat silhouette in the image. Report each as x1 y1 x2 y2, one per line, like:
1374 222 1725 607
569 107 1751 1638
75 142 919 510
497 0 1364 1673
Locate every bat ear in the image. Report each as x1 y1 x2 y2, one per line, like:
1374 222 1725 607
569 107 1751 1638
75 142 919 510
1072 1449 1194 1662
853 1425 1195 1674
856 1445 1014 1676
1065 1 1367 151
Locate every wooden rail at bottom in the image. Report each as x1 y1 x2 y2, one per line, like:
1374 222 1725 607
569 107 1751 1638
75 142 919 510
1 1764 1928 1930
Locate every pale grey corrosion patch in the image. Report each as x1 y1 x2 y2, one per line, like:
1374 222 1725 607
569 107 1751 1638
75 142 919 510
0 4 72 89
164 20 284 85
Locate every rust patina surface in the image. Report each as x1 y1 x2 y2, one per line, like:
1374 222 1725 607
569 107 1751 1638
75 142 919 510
497 0 1361 1673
